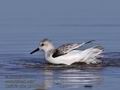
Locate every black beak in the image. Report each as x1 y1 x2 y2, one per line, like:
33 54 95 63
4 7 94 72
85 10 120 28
30 48 39 54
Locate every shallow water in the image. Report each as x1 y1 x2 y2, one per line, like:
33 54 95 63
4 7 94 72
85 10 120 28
1 0 120 90
0 53 120 90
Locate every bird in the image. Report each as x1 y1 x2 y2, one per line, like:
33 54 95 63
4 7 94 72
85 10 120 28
30 38 103 65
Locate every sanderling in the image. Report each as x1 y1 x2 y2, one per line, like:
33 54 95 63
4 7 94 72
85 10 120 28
30 39 103 65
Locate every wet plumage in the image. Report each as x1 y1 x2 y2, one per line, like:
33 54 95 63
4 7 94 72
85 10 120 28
53 40 95 57
30 39 103 65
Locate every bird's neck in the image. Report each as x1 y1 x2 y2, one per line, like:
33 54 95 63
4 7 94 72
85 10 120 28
45 49 55 60
44 43 55 53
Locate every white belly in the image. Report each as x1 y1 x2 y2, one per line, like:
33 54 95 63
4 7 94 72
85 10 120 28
46 48 103 65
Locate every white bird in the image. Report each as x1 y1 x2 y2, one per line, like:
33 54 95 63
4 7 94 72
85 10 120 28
30 39 103 65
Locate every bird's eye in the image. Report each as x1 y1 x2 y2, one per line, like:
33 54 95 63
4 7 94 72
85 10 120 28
41 43 44 46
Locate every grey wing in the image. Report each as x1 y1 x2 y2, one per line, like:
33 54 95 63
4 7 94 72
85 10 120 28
57 43 81 54
52 40 95 57
52 43 80 58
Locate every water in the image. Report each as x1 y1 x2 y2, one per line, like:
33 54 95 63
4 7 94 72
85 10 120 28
1 0 120 90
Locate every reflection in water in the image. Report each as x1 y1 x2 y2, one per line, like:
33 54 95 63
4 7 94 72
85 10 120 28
57 69 101 88
3 52 120 90
36 67 102 90
43 69 54 89
0 54 106 90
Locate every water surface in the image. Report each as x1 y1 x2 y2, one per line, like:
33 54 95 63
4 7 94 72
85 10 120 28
0 0 120 90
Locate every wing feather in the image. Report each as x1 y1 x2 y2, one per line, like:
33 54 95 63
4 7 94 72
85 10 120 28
52 40 95 57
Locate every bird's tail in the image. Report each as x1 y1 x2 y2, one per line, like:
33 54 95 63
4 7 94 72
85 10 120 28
80 40 95 47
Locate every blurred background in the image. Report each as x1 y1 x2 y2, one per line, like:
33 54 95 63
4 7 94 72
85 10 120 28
0 0 120 54
0 1 120 90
